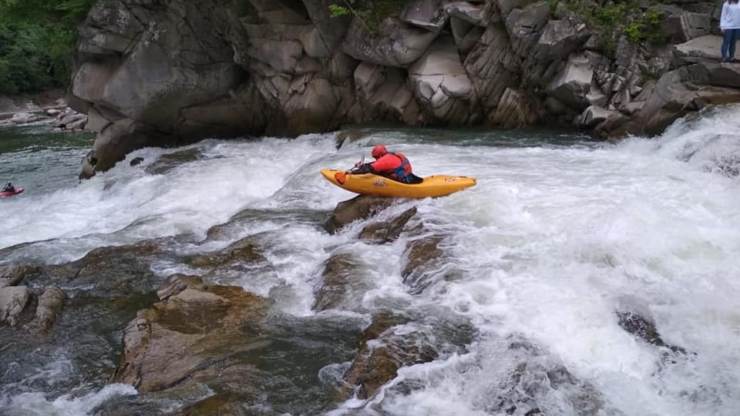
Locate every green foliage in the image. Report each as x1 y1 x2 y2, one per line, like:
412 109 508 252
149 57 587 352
328 0 408 35
0 0 94 95
559 0 666 52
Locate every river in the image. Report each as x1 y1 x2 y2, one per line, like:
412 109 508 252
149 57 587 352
0 108 739 416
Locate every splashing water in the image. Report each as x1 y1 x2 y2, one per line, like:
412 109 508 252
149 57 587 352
0 106 739 416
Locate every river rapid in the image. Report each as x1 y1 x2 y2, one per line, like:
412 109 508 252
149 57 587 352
0 107 739 416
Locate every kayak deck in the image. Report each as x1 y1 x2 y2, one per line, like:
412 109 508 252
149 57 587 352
0 187 24 198
320 169 476 198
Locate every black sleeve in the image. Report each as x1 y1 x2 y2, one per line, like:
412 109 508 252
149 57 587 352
351 163 374 174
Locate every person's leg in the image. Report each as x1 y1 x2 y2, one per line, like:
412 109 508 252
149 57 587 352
731 29 739 60
722 29 733 61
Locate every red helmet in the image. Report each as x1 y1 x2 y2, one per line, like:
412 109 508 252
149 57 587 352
371 144 387 159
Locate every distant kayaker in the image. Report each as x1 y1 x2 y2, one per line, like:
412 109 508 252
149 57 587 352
350 144 423 184
2 182 15 193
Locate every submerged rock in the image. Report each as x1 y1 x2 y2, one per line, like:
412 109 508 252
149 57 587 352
402 234 446 293
145 148 203 175
0 264 38 288
340 312 436 400
30 286 67 333
0 286 30 327
313 253 368 312
617 311 687 354
359 207 418 243
186 236 267 269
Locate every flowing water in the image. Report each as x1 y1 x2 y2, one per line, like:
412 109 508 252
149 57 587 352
0 106 739 416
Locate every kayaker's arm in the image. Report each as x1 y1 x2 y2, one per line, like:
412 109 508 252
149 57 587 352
350 163 374 174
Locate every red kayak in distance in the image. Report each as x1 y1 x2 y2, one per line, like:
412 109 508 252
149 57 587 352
0 188 24 198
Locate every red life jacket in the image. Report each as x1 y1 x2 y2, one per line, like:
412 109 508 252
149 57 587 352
386 152 413 182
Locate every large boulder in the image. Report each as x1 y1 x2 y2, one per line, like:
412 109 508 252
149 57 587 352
629 65 740 136
408 35 480 124
324 195 397 234
110 282 269 392
71 0 267 177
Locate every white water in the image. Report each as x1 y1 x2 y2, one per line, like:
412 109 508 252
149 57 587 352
1 107 740 416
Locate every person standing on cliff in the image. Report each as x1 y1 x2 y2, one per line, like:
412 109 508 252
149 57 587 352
720 0 740 62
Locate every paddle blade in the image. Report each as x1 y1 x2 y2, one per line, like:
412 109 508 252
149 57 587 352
335 171 347 184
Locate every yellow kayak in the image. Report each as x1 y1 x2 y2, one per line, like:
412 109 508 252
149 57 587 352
320 169 476 198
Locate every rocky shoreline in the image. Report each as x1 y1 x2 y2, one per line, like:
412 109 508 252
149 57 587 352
0 94 89 133
64 0 740 180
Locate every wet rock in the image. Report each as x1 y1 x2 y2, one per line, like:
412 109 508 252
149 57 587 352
110 285 269 392
30 287 66 332
325 195 397 234
156 274 204 301
336 129 371 149
359 207 418 243
185 236 266 269
129 157 144 167
44 240 165 296
83 118 174 177
617 311 686 354
0 286 31 326
402 235 445 293
484 339 615 416
313 253 367 312
169 393 249 416
0 264 38 288
145 148 202 175
340 312 438 400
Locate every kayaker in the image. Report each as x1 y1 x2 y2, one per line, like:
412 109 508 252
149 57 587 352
2 182 15 193
350 144 423 184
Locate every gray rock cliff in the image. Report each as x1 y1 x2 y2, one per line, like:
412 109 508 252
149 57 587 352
69 0 738 178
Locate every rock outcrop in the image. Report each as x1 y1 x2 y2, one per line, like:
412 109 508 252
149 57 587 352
110 276 269 392
68 0 736 177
